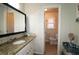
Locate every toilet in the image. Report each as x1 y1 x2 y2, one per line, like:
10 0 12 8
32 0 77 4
49 37 53 44
49 34 57 45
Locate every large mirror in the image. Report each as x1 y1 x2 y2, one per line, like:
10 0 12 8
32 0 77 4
0 3 26 37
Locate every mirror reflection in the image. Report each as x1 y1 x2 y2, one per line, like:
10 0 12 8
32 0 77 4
0 4 25 35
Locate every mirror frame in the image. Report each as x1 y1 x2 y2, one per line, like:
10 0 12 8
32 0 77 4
0 3 27 38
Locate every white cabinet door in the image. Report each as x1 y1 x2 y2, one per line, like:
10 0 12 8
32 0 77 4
16 45 29 55
27 41 34 54
16 40 34 55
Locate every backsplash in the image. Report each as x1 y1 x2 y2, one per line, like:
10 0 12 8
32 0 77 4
0 33 25 45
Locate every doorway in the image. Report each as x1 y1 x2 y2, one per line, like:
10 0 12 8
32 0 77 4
44 8 58 55
7 12 14 33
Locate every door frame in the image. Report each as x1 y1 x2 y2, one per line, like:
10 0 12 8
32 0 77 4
43 5 61 54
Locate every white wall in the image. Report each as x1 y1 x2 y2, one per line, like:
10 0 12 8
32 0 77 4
0 4 7 34
24 4 44 54
14 11 25 32
24 3 78 54
59 4 77 53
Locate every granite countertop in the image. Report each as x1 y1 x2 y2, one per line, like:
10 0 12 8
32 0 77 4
0 35 36 55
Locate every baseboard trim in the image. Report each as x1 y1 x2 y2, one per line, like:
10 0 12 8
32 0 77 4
33 53 43 55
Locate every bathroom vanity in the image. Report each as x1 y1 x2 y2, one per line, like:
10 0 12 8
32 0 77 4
0 35 36 55
16 39 34 55
0 3 35 55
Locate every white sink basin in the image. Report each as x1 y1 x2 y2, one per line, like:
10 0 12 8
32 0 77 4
13 40 25 45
